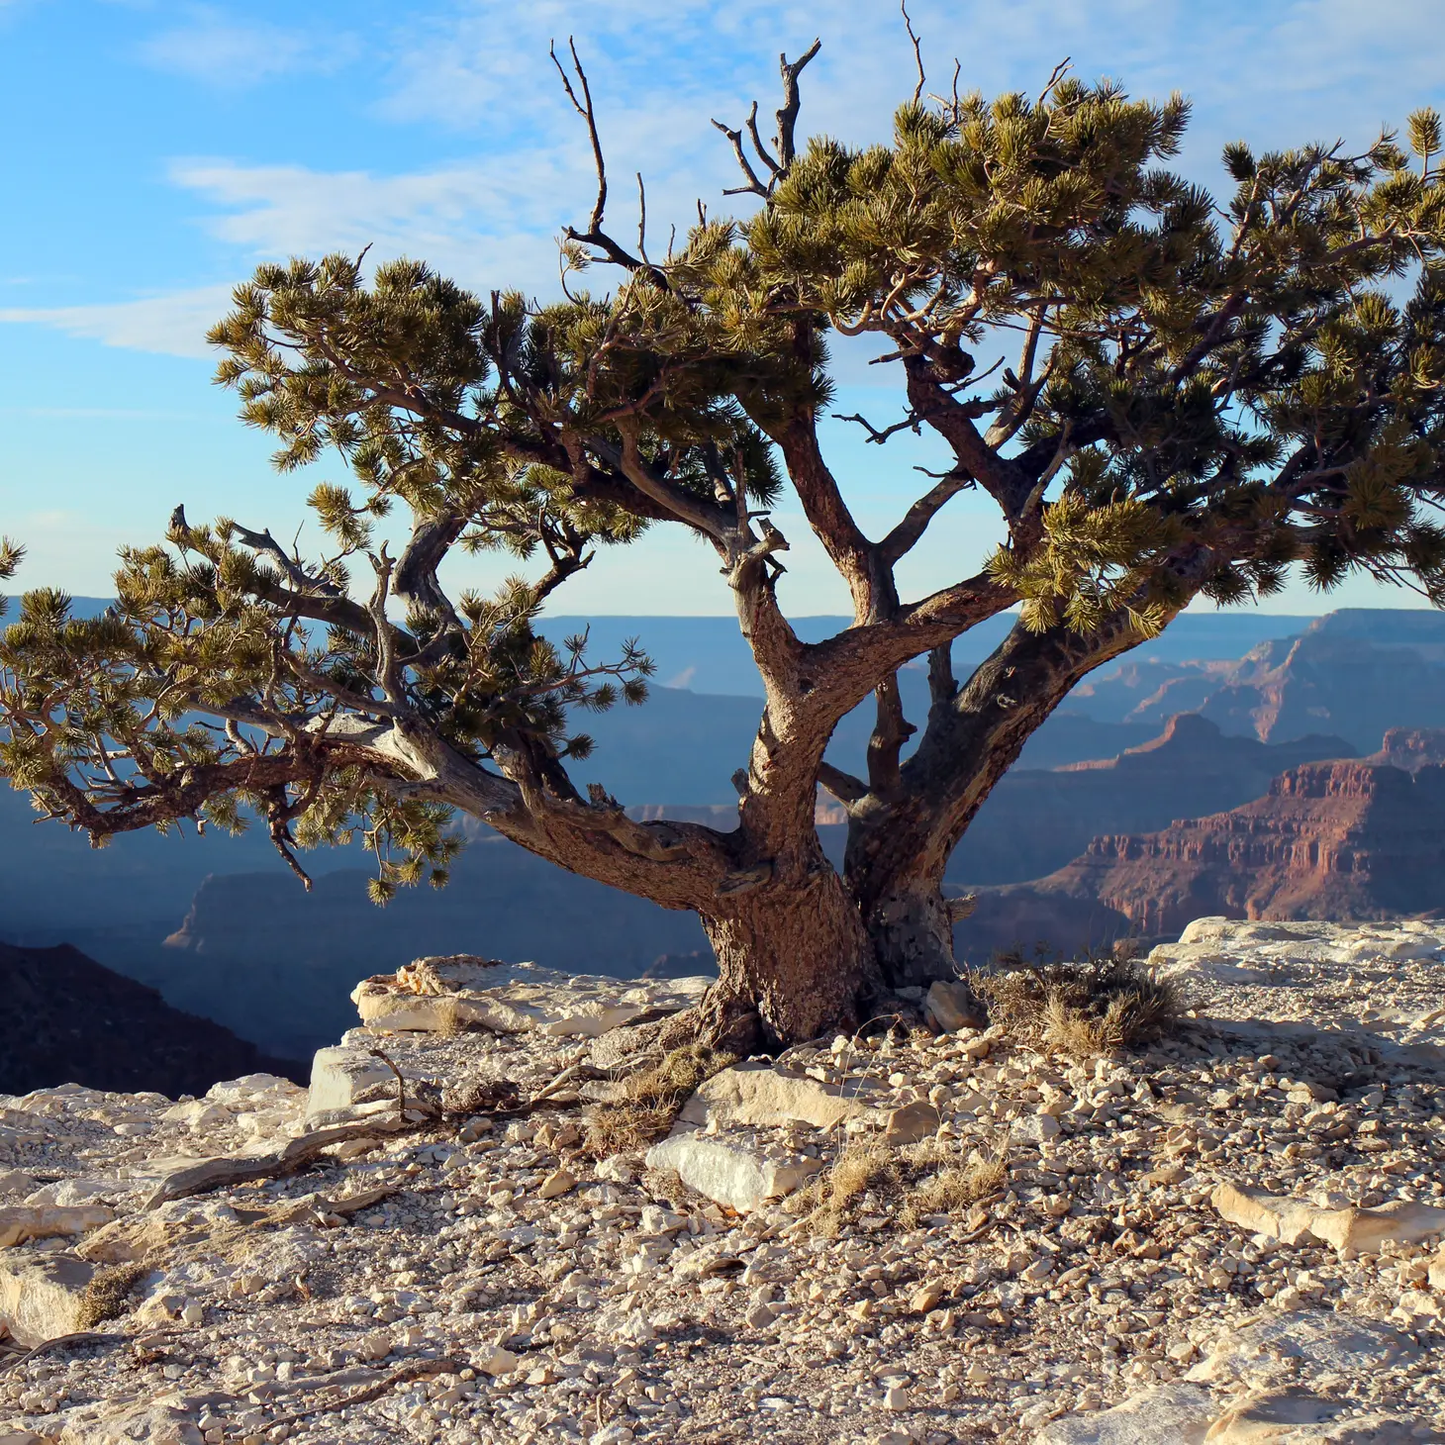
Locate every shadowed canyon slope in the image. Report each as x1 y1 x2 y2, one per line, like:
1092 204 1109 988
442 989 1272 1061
0 941 302 1096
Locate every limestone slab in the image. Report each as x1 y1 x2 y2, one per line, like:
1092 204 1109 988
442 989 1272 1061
0 1249 94 1346
645 1128 822 1214
1034 1383 1215 1443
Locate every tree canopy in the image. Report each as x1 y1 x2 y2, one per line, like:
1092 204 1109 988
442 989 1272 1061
4 42 1445 1045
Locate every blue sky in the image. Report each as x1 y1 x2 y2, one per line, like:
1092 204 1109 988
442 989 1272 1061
2 0 1443 615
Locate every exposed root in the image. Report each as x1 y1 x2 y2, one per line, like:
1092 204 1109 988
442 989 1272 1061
974 954 1183 1058
584 1043 737 1159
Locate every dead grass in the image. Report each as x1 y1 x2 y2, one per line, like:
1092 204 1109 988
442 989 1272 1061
76 1262 148 1330
584 1044 736 1159
973 953 1183 1058
900 1148 1008 1228
791 1131 1009 1237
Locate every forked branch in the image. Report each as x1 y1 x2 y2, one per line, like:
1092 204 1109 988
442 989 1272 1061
713 40 821 199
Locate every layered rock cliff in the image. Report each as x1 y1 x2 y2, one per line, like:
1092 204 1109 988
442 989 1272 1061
954 760 1445 959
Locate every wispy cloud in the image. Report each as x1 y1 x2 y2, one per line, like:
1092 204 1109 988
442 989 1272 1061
139 7 355 88
0 285 232 358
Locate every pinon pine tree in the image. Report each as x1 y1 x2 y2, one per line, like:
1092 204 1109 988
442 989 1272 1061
4 42 1445 1050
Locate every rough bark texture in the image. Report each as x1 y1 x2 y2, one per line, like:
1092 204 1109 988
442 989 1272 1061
846 615 1152 986
699 870 877 1048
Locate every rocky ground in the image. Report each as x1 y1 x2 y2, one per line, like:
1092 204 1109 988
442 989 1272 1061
1 920 1443 1445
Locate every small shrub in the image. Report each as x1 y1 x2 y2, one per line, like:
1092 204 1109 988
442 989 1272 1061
901 1147 1008 1228
793 1132 1008 1237
974 953 1182 1058
77 1262 148 1329
584 1044 735 1159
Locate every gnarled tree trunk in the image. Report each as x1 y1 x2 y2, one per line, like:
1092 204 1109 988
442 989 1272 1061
696 867 877 1051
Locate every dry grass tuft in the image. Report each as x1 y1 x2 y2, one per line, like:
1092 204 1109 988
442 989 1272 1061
974 954 1182 1058
584 1044 735 1159
901 1145 1008 1228
77 1262 148 1329
789 1139 898 1238
792 1131 1009 1237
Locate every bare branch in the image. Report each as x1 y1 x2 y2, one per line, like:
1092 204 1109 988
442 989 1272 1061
818 761 868 806
713 39 821 199
880 470 974 563
900 1 925 106
1036 57 1073 108
774 40 821 171
550 37 668 286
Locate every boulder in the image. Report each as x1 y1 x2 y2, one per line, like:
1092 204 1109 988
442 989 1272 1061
305 1045 400 1122
1187 1311 1417 1386
645 1128 823 1213
1213 1183 1445 1254
1428 1247 1445 1292
0 1249 94 1346
678 1061 879 1132
351 957 708 1037
882 1101 941 1145
1034 1383 1216 1443
0 1204 114 1249
923 980 983 1033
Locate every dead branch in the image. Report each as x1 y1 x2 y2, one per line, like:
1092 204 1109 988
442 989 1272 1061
0 1332 123 1376
141 1117 427 1209
550 37 668 287
263 1356 464 1430
713 40 821 199
900 1 925 105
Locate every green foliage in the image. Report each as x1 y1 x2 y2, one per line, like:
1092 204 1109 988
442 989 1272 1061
3 54 1445 901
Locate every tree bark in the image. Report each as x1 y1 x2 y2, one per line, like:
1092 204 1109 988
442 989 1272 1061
846 613 1152 987
695 868 877 1050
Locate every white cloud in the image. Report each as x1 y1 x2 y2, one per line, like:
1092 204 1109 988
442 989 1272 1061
139 7 355 88
0 284 232 357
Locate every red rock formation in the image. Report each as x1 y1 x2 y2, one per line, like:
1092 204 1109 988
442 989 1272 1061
1040 761 1445 935
1371 728 1445 772
953 759 1445 960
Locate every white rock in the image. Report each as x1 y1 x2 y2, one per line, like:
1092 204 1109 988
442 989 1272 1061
538 1169 576 1201
0 1204 114 1248
678 1060 880 1131
1034 1383 1215 1443
57 1401 204 1445
1186 1311 1417 1385
645 1129 823 1213
1204 1388 1429 1443
351 957 706 1036
0 1250 94 1346
1213 1182 1445 1254
1015 1112 1062 1145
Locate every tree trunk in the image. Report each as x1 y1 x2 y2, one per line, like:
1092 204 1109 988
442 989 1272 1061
862 877 958 988
847 615 1152 989
696 869 877 1050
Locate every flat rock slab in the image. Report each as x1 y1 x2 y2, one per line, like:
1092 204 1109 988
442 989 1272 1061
57 1400 204 1445
1203 1387 1440 1443
645 1127 823 1214
1187 1310 1418 1386
351 957 709 1037
0 1204 113 1249
1035 1383 1216 1443
678 1060 880 1132
1152 918 1444 985
0 1248 94 1346
1214 1182 1445 1254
